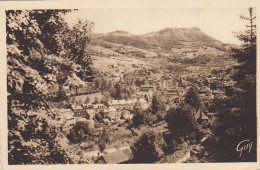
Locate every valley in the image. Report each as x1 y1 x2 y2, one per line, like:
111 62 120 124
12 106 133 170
7 8 256 165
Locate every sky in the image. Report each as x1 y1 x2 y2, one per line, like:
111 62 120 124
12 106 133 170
64 7 250 45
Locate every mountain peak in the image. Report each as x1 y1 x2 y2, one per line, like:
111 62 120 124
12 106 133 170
142 27 202 37
114 30 129 33
93 27 224 51
158 27 201 34
108 30 132 36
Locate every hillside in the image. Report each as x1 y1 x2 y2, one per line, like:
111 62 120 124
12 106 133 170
92 27 227 52
88 27 234 76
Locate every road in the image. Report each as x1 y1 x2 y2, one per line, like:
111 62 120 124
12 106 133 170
83 145 130 160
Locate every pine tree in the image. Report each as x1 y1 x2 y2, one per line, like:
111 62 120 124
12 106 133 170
207 7 256 162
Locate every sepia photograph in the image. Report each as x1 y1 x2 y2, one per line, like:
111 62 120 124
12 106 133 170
4 1 257 166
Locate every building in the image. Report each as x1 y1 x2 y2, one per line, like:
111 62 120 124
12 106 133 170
126 99 138 105
86 109 96 119
55 108 76 133
103 106 118 119
71 105 86 117
158 79 169 89
82 103 94 109
49 108 73 133
136 91 153 101
75 117 88 122
93 104 105 112
96 149 133 164
212 90 224 95
62 85 71 97
140 85 156 92
108 100 127 110
165 88 179 97
207 112 217 117
195 109 209 124
198 86 212 101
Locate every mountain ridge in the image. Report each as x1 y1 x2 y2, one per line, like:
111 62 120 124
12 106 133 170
91 27 227 51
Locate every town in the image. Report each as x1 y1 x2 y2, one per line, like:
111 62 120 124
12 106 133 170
47 55 235 163
7 7 256 165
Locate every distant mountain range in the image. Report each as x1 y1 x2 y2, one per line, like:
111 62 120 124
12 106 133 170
87 27 238 77
91 27 237 52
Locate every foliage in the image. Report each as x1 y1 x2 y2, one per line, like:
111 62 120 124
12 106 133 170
135 77 146 87
207 7 256 162
8 108 71 164
67 121 92 143
85 97 90 103
166 104 200 142
131 129 165 163
98 129 109 153
94 96 100 104
7 10 94 164
186 76 202 86
95 112 103 121
181 55 211 65
151 93 165 115
131 107 156 128
184 87 207 111
110 81 135 100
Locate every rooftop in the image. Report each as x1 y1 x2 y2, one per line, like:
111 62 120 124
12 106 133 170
100 149 132 164
71 105 83 110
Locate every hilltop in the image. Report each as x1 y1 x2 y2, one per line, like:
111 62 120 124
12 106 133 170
87 27 235 77
91 27 227 52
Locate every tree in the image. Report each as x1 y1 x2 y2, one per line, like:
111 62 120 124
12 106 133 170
114 82 123 99
32 10 72 56
94 77 102 90
95 112 103 121
131 129 165 163
132 107 156 128
143 112 157 126
184 87 207 111
132 107 145 128
94 96 100 104
98 129 109 153
235 7 256 52
85 97 90 103
151 93 165 115
69 19 93 62
67 121 92 143
101 91 110 105
151 93 165 123
7 10 76 164
166 104 200 142
7 10 94 164
207 7 256 162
